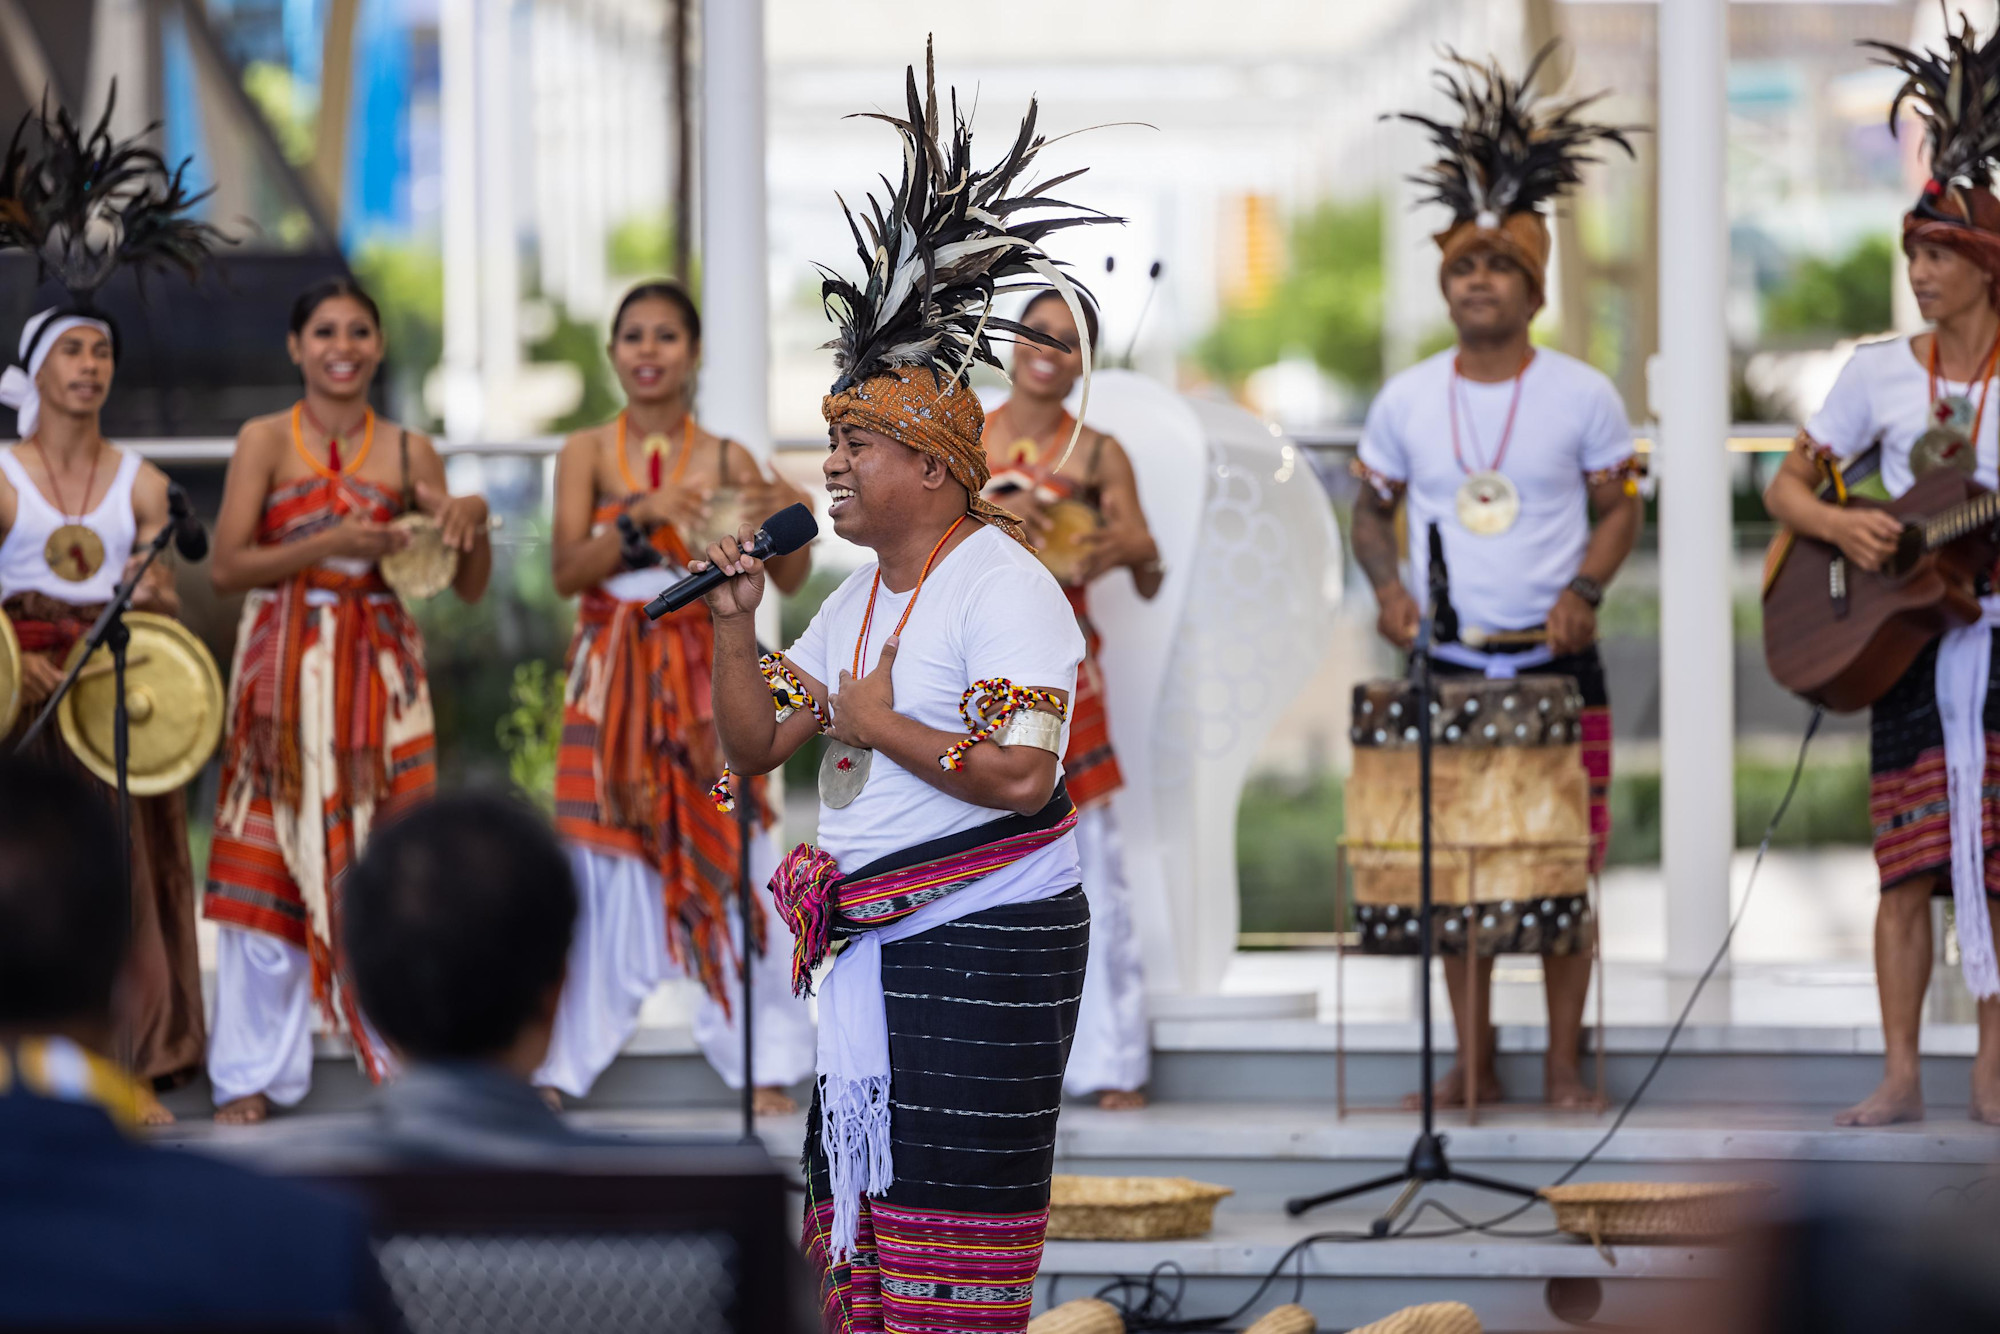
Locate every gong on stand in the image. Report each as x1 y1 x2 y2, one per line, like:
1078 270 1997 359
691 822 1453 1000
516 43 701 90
56 612 224 794
0 610 23 739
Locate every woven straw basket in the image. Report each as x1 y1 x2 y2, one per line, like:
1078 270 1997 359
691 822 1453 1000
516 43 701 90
1541 1181 1774 1263
1046 1175 1234 1241
1350 1302 1482 1334
1026 1297 1124 1334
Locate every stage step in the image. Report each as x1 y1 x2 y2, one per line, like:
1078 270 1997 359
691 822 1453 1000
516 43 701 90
1036 1211 1723 1334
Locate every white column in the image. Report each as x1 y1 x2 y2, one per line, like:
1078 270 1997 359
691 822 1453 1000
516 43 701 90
476 0 520 435
697 0 770 457
438 0 482 440
1657 0 1733 978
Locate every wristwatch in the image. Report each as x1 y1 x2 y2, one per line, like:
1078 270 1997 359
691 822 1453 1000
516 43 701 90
1566 574 1605 609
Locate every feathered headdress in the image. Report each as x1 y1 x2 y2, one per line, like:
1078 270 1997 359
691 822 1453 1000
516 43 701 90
819 42 1116 400
0 85 227 304
1396 42 1636 233
1864 11 2000 221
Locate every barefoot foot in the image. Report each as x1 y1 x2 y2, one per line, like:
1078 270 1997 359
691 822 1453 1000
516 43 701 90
214 1093 271 1126
1544 1062 1597 1111
1970 1064 2000 1125
135 1084 176 1127
1834 1074 1924 1127
753 1086 798 1117
538 1086 564 1112
1401 1062 1503 1112
1097 1089 1148 1111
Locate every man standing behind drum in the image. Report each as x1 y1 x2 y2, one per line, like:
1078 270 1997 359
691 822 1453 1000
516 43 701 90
1349 52 1640 1109
983 290 1164 1111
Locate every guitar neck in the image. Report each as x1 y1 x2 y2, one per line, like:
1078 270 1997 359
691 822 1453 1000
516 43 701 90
1923 490 2000 549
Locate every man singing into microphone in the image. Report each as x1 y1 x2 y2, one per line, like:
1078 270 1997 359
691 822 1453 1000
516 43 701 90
1350 50 1641 1110
699 47 1106 1333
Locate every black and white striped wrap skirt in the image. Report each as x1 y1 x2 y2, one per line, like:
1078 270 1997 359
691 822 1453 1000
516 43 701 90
803 885 1090 1333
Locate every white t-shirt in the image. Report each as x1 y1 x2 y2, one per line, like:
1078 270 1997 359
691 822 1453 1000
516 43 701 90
1357 347 1634 632
1805 334 1998 496
786 521 1085 892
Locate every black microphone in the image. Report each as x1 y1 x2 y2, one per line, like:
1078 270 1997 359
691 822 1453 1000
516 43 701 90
1426 521 1458 647
166 483 208 562
644 502 818 620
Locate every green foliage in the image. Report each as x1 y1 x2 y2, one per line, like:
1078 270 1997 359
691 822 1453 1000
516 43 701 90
242 62 315 166
352 241 444 430
1197 198 1384 393
1764 235 1895 338
1237 775 1347 934
408 519 574 787
528 304 623 435
607 214 689 281
496 659 566 813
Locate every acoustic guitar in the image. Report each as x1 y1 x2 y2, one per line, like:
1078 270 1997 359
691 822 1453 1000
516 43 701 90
1762 468 2000 712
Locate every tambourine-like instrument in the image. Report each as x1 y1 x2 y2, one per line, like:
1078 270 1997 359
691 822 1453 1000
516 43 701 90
1344 675 1593 957
684 485 749 555
56 611 225 795
379 512 459 601
1038 498 1104 587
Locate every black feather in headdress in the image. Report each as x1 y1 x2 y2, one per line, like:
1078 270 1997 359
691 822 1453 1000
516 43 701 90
0 84 229 304
1861 9 2000 206
818 40 1119 397
1393 42 1637 229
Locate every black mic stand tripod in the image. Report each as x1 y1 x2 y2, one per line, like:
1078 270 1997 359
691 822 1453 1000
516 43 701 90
1285 524 1539 1234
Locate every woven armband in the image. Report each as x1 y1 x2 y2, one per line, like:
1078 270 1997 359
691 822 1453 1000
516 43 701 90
762 653 827 732
939 678 1069 772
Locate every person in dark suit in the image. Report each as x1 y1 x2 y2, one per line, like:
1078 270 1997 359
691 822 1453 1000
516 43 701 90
0 756 390 1328
327 789 602 1162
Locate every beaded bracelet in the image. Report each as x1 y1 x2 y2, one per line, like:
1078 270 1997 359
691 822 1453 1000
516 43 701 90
712 655 830 812
939 678 1069 772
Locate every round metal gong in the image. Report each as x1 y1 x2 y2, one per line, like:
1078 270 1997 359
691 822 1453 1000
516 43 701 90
57 611 224 795
0 610 22 738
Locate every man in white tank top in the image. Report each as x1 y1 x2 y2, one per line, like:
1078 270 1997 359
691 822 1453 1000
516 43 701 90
0 309 204 1125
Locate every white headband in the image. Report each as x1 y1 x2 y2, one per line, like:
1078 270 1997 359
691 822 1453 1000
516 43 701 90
0 309 114 441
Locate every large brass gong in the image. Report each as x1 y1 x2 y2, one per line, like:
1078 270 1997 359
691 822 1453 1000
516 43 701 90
0 610 21 738
57 612 224 795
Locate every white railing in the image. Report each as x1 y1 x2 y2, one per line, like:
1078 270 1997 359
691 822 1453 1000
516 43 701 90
121 423 1800 465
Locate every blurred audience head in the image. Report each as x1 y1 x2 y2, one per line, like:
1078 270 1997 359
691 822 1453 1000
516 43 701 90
0 758 126 1041
345 791 576 1076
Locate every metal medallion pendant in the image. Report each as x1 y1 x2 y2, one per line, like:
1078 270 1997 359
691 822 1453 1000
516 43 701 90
1911 425 1977 477
44 524 105 582
1455 470 1521 537
818 739 872 809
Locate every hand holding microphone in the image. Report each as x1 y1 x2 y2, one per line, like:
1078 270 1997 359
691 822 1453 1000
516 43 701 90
645 502 818 620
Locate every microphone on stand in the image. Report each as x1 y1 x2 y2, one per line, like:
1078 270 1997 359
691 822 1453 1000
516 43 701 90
1120 259 1166 368
1426 520 1458 651
166 484 208 561
644 503 819 620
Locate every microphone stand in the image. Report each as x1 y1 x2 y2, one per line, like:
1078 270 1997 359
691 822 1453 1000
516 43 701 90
16 515 177 914
736 788 757 1144
1286 524 1538 1233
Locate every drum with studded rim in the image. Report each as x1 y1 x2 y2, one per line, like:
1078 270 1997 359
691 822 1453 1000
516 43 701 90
1345 675 1593 956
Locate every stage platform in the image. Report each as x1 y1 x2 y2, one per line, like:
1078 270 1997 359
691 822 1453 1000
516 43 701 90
156 998 2000 1333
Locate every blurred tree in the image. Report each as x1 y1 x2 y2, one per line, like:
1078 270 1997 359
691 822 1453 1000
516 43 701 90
1763 235 1894 338
529 304 622 434
352 241 443 431
1197 198 1384 395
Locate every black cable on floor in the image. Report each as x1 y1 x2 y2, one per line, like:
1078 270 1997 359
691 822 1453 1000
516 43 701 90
1076 707 1825 1330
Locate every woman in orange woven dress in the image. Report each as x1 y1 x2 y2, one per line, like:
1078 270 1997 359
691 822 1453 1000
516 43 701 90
541 281 815 1113
983 290 1164 1110
203 277 492 1124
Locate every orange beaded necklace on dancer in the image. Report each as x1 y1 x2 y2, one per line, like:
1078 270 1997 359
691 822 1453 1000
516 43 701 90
289 402 375 512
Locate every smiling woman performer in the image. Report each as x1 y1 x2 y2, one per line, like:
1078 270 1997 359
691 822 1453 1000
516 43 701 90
982 290 1162 1111
702 49 1110 1334
202 277 492 1124
540 280 815 1113
1765 25 2000 1129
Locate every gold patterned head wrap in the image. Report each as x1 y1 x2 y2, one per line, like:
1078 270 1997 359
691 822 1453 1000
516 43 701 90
821 365 1026 545
1392 44 1632 306
815 40 1115 551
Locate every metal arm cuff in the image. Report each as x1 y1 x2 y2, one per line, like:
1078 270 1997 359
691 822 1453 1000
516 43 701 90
995 708 1064 755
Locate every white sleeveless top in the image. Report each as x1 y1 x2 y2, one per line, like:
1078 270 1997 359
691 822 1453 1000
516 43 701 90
0 446 142 604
